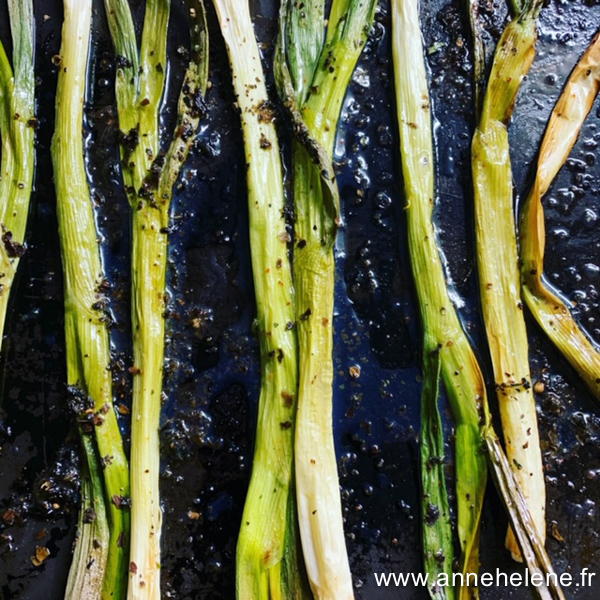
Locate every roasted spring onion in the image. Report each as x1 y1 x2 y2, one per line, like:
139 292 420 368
276 1 377 597
0 0 35 347
392 0 476 594
52 1 129 598
393 2 563 599
103 1 209 597
471 0 545 560
212 0 308 597
520 32 600 401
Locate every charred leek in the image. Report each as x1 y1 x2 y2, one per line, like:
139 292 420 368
52 1 129 598
212 0 308 597
276 1 377 597
392 1 477 594
0 0 35 347
471 0 545 560
520 33 600 401
103 1 209 597
393 1 563 599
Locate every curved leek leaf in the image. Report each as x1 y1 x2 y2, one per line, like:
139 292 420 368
519 32 600 401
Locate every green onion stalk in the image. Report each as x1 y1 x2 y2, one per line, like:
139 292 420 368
52 0 129 598
519 33 600 401
471 0 546 560
393 4 476 593
212 0 309 597
102 1 209 597
392 1 564 599
275 1 376 597
0 0 35 350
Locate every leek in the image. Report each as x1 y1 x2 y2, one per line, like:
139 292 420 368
276 1 377 597
102 0 209 597
471 0 546 560
212 0 309 597
519 32 600 401
52 0 129 598
393 1 564 598
0 0 35 347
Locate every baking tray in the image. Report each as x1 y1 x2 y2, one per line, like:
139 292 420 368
0 0 599 598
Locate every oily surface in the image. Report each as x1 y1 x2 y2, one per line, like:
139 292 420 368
0 0 599 598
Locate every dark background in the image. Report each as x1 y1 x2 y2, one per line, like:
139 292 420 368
0 0 599 598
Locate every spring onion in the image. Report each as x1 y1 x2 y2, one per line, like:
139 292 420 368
212 0 309 597
393 1 564 598
0 0 35 347
276 1 377 597
102 1 209 597
471 0 546 560
520 32 600 401
52 0 130 598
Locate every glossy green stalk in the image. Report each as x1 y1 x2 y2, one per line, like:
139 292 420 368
392 1 484 593
394 2 564 599
105 7 168 588
277 2 376 598
52 0 130 598
212 1 309 598
0 0 35 347
520 33 600 401
103 1 209 597
471 0 545 560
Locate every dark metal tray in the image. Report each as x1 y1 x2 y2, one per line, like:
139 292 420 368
0 0 599 598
